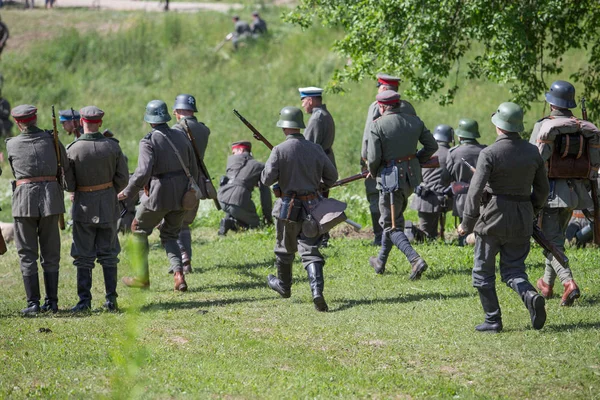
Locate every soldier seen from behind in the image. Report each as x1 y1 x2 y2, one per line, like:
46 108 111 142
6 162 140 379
411 124 454 240
367 90 437 279
7 105 68 315
261 106 338 312
64 106 129 312
0 74 12 139
231 15 251 50
0 15 8 58
250 11 267 36
458 102 550 332
119 100 198 292
170 94 210 274
218 141 272 235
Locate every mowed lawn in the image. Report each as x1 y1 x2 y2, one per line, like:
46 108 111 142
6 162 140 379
0 225 599 399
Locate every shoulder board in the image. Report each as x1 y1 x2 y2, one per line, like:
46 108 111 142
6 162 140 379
5 137 12 143
107 137 120 143
45 130 54 136
448 146 459 153
143 131 154 140
537 116 551 123
66 140 78 150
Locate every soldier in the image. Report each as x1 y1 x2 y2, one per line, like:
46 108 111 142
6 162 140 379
59 109 82 138
0 15 8 57
458 102 549 332
170 93 210 274
218 141 272 235
6 105 68 314
411 124 454 239
367 90 437 279
64 106 129 312
441 118 486 245
118 100 198 292
0 87 12 138
530 80 596 306
250 11 267 35
361 74 416 246
262 106 338 312
231 15 251 50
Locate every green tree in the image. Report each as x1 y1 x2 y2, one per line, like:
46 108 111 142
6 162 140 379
285 0 600 120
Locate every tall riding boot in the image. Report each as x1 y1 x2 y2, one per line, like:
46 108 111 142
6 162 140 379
389 229 428 280
267 261 292 298
371 212 382 246
510 280 546 330
475 287 503 332
71 268 93 312
218 216 238 236
178 228 193 274
103 267 119 312
306 262 328 312
122 233 150 288
22 274 41 315
369 230 393 274
40 271 59 313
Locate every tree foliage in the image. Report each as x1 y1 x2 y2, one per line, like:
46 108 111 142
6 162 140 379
285 0 600 119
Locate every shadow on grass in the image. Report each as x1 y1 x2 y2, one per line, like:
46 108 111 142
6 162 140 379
139 296 272 312
204 259 276 272
578 294 600 307
544 320 600 332
332 290 472 312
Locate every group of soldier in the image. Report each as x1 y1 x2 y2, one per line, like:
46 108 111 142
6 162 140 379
230 12 267 50
5 74 599 333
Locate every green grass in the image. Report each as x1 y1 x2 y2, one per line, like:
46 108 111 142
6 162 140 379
0 8 598 399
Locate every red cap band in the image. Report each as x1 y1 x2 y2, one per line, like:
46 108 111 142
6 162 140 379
377 98 400 105
14 115 37 123
81 117 102 124
232 144 251 151
377 77 399 87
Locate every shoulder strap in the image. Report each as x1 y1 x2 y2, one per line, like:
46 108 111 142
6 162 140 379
155 130 192 179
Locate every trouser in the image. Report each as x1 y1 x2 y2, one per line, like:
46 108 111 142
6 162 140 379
378 189 420 262
274 218 324 268
133 204 186 274
365 178 383 241
418 211 441 238
541 207 574 286
178 203 199 264
71 221 120 269
14 215 60 276
221 202 260 228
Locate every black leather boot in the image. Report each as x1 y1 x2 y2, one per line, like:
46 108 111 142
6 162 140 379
389 229 427 280
40 271 59 313
267 261 292 298
510 280 546 330
369 230 392 274
306 263 328 312
475 287 503 333
71 268 93 312
22 274 41 315
218 217 238 236
371 212 382 246
103 267 118 312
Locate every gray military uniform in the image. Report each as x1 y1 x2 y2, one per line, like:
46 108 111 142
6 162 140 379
410 142 452 238
233 19 251 49
7 126 67 277
0 98 12 137
529 108 594 286
462 133 549 290
261 133 338 267
304 104 336 169
251 17 267 35
442 140 486 219
65 132 129 270
218 152 272 228
122 123 199 274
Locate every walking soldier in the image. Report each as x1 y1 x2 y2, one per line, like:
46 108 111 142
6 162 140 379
458 102 549 332
6 105 68 314
262 106 338 312
367 90 437 279
119 100 198 292
64 106 129 311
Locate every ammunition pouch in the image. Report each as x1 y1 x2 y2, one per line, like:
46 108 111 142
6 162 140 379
380 163 399 193
278 195 304 222
219 175 229 187
303 197 347 238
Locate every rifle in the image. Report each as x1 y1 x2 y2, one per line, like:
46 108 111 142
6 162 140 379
233 109 274 149
52 106 66 230
581 97 600 245
214 33 233 52
182 119 221 211
331 170 369 188
70 107 81 139
420 155 440 169
461 157 476 173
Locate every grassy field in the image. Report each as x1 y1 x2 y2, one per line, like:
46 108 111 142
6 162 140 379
0 7 599 399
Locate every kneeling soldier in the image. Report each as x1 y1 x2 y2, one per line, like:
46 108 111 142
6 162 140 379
261 106 338 312
65 106 129 311
458 102 549 332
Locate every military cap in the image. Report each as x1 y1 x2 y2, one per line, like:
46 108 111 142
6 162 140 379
173 94 198 112
233 15 240 20
455 118 480 139
79 106 105 123
376 73 401 87
491 102 524 133
59 109 80 122
376 90 400 105
231 140 252 151
298 87 324 99
11 104 37 123
252 11 259 16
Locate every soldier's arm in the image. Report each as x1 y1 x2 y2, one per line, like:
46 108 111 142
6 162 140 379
461 151 492 233
258 181 273 219
59 141 71 190
304 114 323 146
416 123 438 163
187 142 199 183
367 123 382 175
64 147 77 192
531 155 550 213
361 104 375 160
123 139 154 198
321 151 339 189
114 149 130 194
260 148 279 187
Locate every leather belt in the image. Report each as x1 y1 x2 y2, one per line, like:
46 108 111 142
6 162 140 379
386 154 416 166
492 194 530 202
16 176 57 187
572 211 586 219
76 182 113 192
285 193 318 201
154 170 186 179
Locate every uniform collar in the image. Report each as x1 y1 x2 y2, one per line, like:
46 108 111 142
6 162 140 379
495 132 520 142
21 125 43 135
79 132 104 140
180 116 197 122
438 142 451 149
286 133 304 140
460 139 479 145
313 104 327 112
550 108 573 118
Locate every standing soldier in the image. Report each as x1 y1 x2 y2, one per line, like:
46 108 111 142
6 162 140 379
170 94 210 274
217 141 272 235
261 106 338 312
458 102 549 332
530 80 598 306
64 106 129 312
367 91 437 279
361 74 416 245
0 75 12 138
7 105 68 314
442 118 486 245
118 100 198 292
411 124 454 239
0 15 8 58
250 11 267 35
59 109 82 138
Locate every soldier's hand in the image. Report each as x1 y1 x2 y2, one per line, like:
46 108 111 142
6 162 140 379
117 190 128 201
366 171 373 179
457 224 467 236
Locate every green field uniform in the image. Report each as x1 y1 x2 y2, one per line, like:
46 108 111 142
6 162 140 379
122 124 198 278
529 108 594 287
304 104 336 169
65 127 129 310
410 142 451 238
218 152 272 228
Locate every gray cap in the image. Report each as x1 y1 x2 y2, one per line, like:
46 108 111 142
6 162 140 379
11 104 37 121
59 109 80 122
376 90 400 104
80 106 105 122
376 73 401 87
